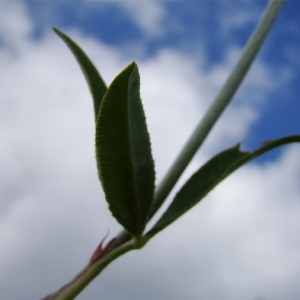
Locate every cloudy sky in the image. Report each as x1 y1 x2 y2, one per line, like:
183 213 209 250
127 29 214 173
0 1 300 299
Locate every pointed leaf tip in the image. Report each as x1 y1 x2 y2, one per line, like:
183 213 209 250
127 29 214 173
96 62 155 236
53 27 107 121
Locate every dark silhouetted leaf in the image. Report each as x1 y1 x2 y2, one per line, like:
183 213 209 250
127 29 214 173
147 135 300 237
96 62 155 236
53 27 107 121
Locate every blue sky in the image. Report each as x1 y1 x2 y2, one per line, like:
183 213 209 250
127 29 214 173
24 0 300 153
0 1 300 300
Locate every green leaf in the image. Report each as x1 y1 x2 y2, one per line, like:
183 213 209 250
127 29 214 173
96 62 155 236
147 135 300 237
53 27 107 121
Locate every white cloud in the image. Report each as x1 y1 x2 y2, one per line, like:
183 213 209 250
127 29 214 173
218 2 260 37
0 1 33 48
117 1 166 36
0 2 299 300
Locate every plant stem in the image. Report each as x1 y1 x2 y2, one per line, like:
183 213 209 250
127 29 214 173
150 0 286 217
53 240 137 300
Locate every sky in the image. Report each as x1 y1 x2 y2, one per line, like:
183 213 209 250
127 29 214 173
0 1 300 300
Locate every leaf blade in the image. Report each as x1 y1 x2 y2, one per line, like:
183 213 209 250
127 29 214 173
96 62 155 236
53 27 107 121
147 135 300 237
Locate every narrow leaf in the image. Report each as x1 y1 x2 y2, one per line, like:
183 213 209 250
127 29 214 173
53 27 107 121
147 135 300 237
96 62 155 236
